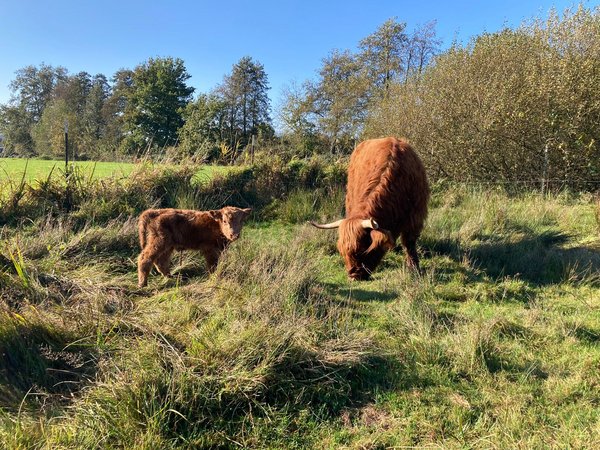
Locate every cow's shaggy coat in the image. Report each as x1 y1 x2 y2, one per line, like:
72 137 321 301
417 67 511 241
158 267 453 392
312 137 429 280
137 206 251 287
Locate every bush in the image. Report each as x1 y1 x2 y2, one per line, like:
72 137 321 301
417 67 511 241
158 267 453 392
172 157 347 218
364 5 600 187
0 157 347 227
0 164 198 226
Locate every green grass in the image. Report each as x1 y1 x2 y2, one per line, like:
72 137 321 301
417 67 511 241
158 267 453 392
1 172 599 448
0 158 135 183
0 157 228 186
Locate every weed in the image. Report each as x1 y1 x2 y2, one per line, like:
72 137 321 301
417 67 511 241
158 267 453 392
7 245 29 288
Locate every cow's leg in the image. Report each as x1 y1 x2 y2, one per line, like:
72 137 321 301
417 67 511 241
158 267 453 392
154 247 174 278
401 232 421 272
201 247 222 273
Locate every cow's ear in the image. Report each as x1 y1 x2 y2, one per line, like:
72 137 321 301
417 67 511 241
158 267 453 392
242 208 252 215
379 229 395 250
366 229 395 253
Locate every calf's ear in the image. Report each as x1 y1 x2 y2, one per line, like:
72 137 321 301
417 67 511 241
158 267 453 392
242 208 252 215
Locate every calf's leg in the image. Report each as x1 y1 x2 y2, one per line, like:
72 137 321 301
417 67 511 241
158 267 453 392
201 247 223 273
138 241 167 287
138 249 155 287
154 248 174 278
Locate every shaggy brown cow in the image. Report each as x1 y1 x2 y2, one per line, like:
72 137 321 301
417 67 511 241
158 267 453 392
311 137 429 280
137 206 251 287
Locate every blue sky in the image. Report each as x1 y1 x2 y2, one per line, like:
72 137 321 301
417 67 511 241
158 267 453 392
0 0 594 114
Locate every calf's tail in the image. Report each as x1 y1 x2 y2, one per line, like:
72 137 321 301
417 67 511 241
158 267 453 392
138 210 154 249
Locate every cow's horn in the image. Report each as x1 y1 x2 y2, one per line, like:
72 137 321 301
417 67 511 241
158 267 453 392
309 219 344 229
361 218 379 229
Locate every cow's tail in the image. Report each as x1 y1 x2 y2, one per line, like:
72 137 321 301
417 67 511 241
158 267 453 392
138 210 154 249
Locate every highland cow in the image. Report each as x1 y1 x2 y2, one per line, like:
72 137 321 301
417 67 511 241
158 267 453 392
311 137 429 280
137 206 252 287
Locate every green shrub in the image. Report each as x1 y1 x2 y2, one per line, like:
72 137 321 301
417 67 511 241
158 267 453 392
365 5 600 187
0 163 197 226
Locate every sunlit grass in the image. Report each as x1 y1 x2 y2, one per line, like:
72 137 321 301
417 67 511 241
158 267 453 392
0 169 599 448
0 157 229 189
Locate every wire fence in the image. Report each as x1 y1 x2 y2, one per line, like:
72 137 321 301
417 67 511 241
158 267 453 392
428 178 600 194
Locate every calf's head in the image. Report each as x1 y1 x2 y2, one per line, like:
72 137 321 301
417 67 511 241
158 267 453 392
311 218 394 280
219 207 252 241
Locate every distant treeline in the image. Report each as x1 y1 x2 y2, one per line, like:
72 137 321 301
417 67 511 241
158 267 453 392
0 55 271 162
1 4 598 186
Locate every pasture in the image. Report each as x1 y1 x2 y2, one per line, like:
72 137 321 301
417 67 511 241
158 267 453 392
0 158 136 184
0 158 228 191
0 161 599 448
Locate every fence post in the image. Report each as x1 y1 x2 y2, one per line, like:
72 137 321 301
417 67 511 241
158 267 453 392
64 119 72 211
541 141 549 195
64 119 69 170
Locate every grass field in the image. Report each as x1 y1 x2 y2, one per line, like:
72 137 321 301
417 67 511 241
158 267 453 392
1 164 599 448
0 158 135 183
0 157 228 187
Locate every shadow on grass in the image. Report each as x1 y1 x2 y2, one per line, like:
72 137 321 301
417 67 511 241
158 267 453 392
422 229 600 287
570 325 600 345
171 265 209 281
323 283 399 303
482 351 548 380
152 345 428 447
0 322 98 411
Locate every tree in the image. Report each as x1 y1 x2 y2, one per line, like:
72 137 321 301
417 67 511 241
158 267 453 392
358 18 408 96
101 69 134 154
217 56 271 148
44 71 92 157
54 71 92 116
314 50 368 152
406 21 441 81
121 57 194 153
83 74 111 143
280 50 366 154
177 94 228 161
31 98 77 157
278 81 322 155
364 5 600 185
30 71 112 158
9 63 68 123
0 104 34 155
0 63 67 154
279 18 439 156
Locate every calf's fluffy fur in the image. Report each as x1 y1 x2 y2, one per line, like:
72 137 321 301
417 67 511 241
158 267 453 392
137 206 251 287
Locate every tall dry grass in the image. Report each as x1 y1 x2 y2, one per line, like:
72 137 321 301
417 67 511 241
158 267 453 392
1 167 599 448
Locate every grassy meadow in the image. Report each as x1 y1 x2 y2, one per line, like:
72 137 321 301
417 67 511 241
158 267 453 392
0 158 228 194
0 160 599 448
0 158 136 184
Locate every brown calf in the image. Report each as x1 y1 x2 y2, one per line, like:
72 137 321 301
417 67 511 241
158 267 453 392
137 206 251 287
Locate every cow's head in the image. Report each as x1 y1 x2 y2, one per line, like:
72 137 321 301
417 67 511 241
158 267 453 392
310 217 394 280
219 207 252 241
